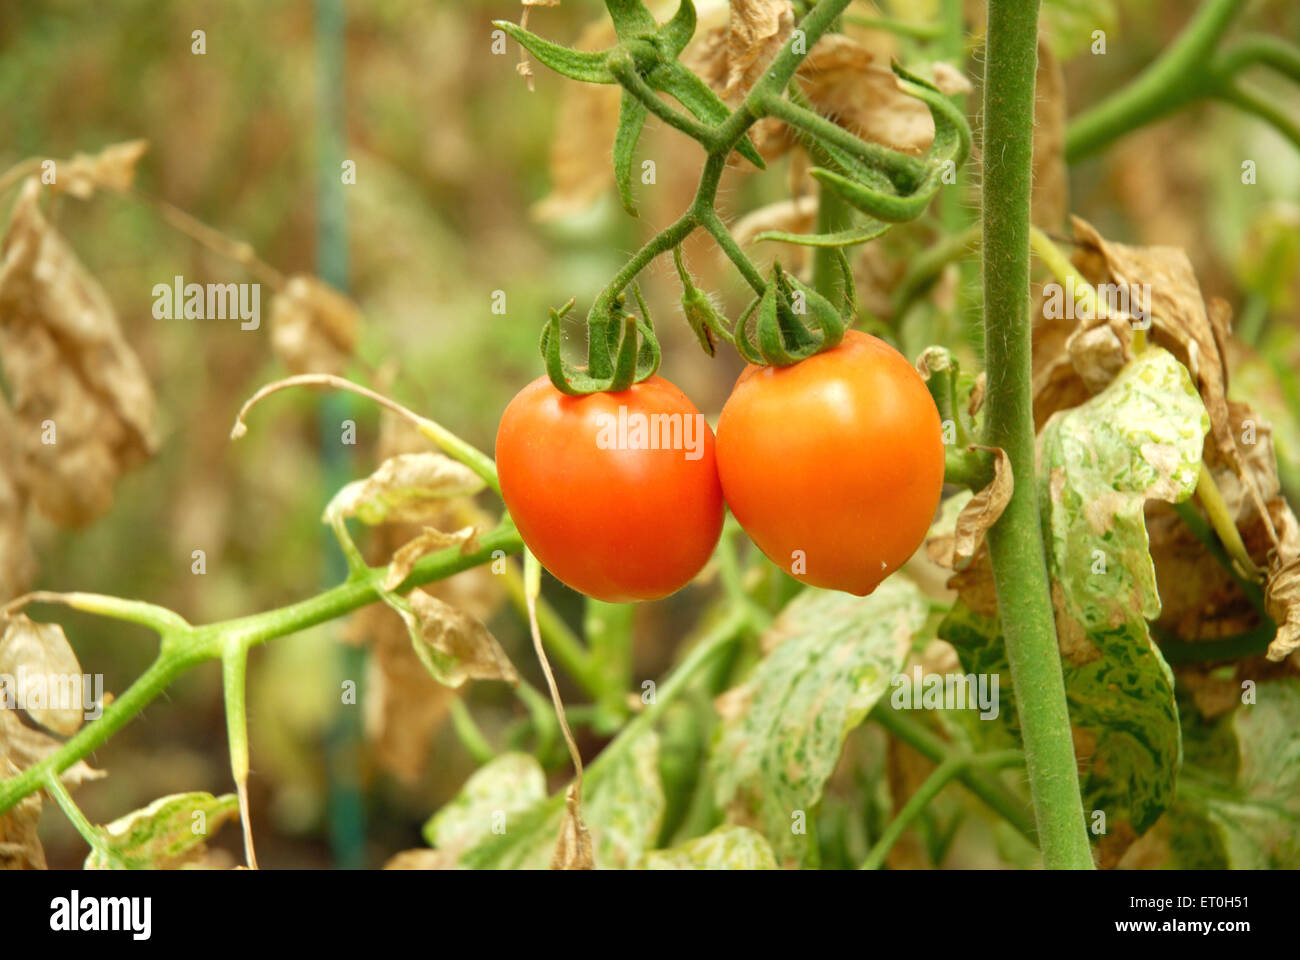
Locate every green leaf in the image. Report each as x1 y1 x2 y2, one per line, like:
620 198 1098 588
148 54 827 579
711 578 926 866
941 347 1210 854
613 90 649 216
492 20 616 84
643 825 778 869
85 792 238 869
422 753 547 853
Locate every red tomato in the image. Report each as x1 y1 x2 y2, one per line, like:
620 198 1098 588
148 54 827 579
496 375 725 602
716 330 944 596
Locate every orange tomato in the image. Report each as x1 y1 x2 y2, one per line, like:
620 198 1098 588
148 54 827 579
716 330 944 596
496 375 725 602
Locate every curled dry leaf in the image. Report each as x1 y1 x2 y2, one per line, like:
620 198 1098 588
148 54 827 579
927 447 1012 571
382 848 457 870
269 275 361 376
930 61 972 97
0 707 105 788
49 140 149 200
0 614 87 736
1265 538 1300 662
551 783 595 870
326 452 485 526
398 590 518 689
383 525 479 591
0 180 158 527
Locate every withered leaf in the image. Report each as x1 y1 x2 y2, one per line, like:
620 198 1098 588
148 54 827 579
269 275 361 376
0 707 105 788
398 590 518 688
0 614 87 736
0 399 36 602
50 140 149 200
382 848 457 870
928 447 1013 571
551 783 594 870
383 525 479 591
0 180 158 527
326 452 486 526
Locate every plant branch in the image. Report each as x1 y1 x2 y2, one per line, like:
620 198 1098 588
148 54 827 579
983 0 1094 869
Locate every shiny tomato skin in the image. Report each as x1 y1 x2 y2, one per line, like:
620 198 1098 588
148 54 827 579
716 330 944 596
496 375 725 603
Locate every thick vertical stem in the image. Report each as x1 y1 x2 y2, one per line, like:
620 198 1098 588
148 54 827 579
982 0 1094 869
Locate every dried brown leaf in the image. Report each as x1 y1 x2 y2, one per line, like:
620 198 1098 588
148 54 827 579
328 452 485 526
927 448 1012 572
0 181 158 526
551 783 594 870
0 399 36 602
399 590 518 688
0 615 86 736
51 140 149 200
269 275 360 376
383 525 479 591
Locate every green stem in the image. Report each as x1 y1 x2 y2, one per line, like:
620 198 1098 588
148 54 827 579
0 523 526 817
859 749 1023 870
43 771 121 867
811 184 853 302
1065 0 1247 162
983 0 1094 869
449 698 497 764
870 705 1037 842
221 638 258 869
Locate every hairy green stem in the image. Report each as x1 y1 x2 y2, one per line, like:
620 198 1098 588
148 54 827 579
983 0 1093 869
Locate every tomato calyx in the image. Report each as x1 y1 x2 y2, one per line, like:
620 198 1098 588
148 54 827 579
733 259 854 367
541 291 662 396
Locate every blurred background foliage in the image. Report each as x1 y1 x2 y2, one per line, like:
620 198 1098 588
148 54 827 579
0 0 1296 867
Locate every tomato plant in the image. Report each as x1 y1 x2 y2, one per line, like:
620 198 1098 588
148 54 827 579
717 330 944 596
2 0 1299 885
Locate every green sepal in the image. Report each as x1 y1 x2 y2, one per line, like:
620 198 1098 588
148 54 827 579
672 246 730 357
753 219 891 248
492 20 617 84
613 91 649 217
647 61 766 169
659 0 698 58
807 62 971 223
540 292 660 396
604 0 659 40
733 296 764 365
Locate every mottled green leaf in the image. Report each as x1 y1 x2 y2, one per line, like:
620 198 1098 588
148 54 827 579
422 752 546 853
451 732 663 869
583 730 664 868
85 792 238 869
943 347 1210 855
643 825 777 869
711 578 926 866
